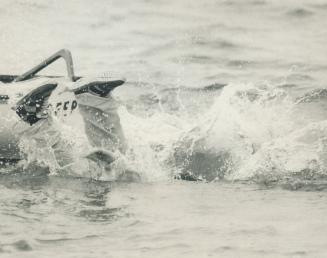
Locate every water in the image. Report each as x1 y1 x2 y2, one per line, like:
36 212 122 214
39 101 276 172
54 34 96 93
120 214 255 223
1 0 327 257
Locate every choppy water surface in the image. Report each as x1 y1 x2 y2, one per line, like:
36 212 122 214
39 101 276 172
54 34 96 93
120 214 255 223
1 0 327 257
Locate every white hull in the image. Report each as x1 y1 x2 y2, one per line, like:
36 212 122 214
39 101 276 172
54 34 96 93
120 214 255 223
0 49 126 173
0 77 126 165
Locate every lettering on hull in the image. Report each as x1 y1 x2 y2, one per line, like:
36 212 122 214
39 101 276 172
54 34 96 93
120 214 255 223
54 100 78 116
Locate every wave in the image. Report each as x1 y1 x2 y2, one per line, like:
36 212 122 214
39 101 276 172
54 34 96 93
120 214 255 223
286 8 314 18
121 82 327 188
3 82 327 190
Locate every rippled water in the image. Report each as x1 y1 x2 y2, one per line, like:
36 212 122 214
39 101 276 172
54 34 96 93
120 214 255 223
1 0 327 257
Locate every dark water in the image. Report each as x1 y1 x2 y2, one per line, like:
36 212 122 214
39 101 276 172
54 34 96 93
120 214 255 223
1 0 327 257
